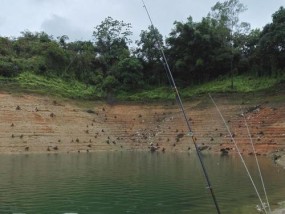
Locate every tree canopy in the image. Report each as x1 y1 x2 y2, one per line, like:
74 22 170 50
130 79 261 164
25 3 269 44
0 0 284 96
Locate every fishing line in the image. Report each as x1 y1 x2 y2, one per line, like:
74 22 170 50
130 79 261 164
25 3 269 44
141 1 221 213
209 93 268 214
240 106 271 213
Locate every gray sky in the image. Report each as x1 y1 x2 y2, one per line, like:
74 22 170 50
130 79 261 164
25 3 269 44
0 0 284 42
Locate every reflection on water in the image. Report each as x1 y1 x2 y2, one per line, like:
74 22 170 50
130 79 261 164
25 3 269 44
0 152 284 214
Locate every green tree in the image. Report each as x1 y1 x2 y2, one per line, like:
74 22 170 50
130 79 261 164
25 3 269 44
65 41 97 82
102 75 119 93
0 60 19 77
42 41 68 75
0 37 13 56
240 29 261 75
93 16 132 73
0 37 19 77
166 17 197 86
210 0 249 88
210 0 249 34
135 26 165 85
57 35 69 49
167 16 233 85
136 26 162 63
256 7 285 76
115 57 143 90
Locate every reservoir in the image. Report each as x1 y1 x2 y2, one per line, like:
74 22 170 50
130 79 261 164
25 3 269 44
0 152 284 214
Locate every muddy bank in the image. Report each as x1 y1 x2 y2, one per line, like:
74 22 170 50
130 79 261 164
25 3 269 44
0 91 285 155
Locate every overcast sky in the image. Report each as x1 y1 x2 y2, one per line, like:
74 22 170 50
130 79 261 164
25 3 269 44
0 0 284 42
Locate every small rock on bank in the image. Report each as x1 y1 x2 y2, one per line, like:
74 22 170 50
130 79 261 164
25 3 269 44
272 208 285 214
276 155 285 168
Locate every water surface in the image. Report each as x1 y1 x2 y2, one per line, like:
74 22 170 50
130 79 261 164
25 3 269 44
0 152 284 214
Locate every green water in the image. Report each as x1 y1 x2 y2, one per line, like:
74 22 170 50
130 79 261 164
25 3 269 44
0 152 284 214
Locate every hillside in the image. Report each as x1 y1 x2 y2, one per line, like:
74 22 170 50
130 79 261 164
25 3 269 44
0 83 284 156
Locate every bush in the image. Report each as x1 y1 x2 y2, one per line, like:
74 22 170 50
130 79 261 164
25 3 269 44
116 57 144 90
0 60 19 77
102 75 119 92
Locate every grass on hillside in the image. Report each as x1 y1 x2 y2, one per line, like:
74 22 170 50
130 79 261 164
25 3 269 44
0 72 101 99
0 72 284 101
122 74 284 101
117 87 175 101
181 75 284 96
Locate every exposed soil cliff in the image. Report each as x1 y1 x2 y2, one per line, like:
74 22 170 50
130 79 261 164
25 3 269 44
0 87 284 156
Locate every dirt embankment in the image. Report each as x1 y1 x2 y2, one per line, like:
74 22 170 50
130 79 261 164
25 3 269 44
0 90 285 159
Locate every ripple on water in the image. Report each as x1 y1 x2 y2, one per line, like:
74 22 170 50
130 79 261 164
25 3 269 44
0 152 284 214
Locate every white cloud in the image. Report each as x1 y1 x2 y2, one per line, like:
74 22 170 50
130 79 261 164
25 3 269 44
0 0 284 41
41 14 92 41
0 16 5 27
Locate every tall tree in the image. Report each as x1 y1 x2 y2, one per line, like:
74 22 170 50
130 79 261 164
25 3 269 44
115 57 143 90
167 16 233 85
210 0 249 34
166 17 197 86
256 7 285 76
65 41 97 82
57 35 69 49
136 26 162 63
93 16 132 73
0 37 18 77
135 26 165 85
210 0 250 88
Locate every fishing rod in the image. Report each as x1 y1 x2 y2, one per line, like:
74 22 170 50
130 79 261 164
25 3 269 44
240 106 271 213
209 94 269 214
140 1 221 213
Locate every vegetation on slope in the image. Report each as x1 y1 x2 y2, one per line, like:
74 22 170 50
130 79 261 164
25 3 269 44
1 72 284 101
0 0 284 100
